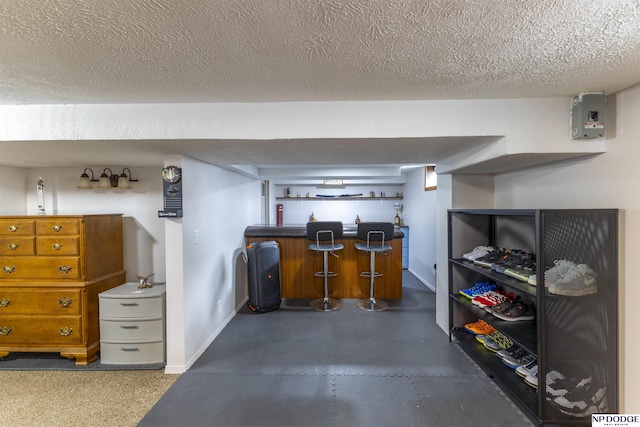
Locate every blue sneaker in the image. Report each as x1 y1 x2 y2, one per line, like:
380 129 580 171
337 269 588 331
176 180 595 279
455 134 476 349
459 282 497 299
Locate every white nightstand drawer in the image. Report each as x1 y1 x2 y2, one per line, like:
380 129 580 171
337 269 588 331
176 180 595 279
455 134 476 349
100 318 163 341
99 296 163 318
100 340 165 365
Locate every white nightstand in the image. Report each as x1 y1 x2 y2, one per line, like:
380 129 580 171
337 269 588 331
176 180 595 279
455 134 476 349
98 282 166 365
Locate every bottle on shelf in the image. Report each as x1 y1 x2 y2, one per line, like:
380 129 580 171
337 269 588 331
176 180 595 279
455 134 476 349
394 213 401 226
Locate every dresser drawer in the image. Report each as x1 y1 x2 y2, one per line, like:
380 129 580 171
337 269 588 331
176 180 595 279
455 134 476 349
0 237 35 256
0 315 82 345
99 318 163 341
0 289 82 315
0 256 81 279
36 236 80 256
99 296 164 318
0 220 35 236
36 219 80 236
100 340 165 365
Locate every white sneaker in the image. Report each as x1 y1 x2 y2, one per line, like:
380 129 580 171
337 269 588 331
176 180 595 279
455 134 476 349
516 363 538 378
544 259 576 287
524 374 538 389
462 245 493 261
548 264 598 296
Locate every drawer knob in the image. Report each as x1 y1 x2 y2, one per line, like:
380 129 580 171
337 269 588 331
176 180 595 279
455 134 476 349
52 243 63 250
8 225 18 232
52 224 63 232
0 298 10 307
0 326 12 335
119 302 139 307
120 325 139 329
120 347 140 352
57 265 72 274
2 266 15 274
58 297 73 308
8 243 18 250
59 327 73 336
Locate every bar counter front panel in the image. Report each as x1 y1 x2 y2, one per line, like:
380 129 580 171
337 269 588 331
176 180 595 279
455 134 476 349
245 225 403 300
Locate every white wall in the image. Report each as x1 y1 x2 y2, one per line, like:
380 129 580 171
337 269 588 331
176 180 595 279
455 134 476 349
434 174 494 330
0 166 27 214
402 167 437 289
491 85 640 412
165 155 261 373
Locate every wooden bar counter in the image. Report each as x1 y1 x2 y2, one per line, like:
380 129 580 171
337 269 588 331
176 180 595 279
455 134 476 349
245 224 403 300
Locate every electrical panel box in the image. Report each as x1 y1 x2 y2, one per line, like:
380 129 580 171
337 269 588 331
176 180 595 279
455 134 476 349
571 92 606 139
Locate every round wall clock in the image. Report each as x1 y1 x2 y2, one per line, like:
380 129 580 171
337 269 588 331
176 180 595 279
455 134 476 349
162 166 182 183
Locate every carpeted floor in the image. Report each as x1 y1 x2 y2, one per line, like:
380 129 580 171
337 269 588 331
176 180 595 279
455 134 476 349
0 369 178 427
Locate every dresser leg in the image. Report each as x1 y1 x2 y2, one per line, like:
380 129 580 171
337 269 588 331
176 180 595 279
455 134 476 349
60 347 97 366
0 351 9 360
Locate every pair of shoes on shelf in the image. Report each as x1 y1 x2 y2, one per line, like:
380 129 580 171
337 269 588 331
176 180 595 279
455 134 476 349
475 331 512 353
500 346 536 370
548 372 608 417
471 290 513 308
492 250 535 275
545 260 598 296
517 361 538 379
504 265 536 284
462 245 495 261
459 282 497 299
486 296 536 322
464 319 496 335
474 248 508 268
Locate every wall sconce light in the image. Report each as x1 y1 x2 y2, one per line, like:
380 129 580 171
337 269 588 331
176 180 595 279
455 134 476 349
117 168 138 189
98 168 117 189
76 168 99 189
78 167 138 190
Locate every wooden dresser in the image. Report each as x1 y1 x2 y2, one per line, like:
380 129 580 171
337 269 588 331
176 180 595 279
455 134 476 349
0 215 125 365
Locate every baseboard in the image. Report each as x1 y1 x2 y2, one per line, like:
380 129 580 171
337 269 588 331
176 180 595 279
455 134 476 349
408 268 435 292
164 296 249 375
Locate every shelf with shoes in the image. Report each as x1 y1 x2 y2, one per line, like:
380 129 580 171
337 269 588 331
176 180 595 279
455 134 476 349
450 258 537 298
452 328 538 409
448 209 618 427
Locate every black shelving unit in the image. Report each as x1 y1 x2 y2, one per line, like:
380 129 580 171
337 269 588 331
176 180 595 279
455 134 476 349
448 209 618 427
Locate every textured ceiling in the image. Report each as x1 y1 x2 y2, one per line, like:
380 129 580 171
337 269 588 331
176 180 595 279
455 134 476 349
2 0 640 104
1 1 639 177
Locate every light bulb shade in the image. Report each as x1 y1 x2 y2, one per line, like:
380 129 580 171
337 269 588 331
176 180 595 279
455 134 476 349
117 174 132 189
98 175 112 189
76 174 93 189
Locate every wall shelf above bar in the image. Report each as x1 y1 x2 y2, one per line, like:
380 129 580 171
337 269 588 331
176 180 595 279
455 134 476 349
275 197 403 200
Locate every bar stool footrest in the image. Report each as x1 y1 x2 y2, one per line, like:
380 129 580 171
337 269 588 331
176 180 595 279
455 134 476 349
315 271 337 278
359 272 383 278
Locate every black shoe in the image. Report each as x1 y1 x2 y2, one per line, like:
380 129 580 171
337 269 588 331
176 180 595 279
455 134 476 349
552 381 607 417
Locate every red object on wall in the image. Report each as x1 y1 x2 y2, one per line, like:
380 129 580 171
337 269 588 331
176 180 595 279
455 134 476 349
276 204 283 226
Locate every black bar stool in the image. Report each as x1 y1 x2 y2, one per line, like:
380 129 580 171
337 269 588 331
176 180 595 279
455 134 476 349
354 222 395 311
306 221 344 311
